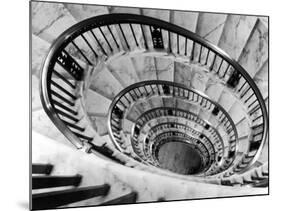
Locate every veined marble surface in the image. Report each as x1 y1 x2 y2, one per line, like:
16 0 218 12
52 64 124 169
154 56 174 82
238 20 268 78
85 90 111 116
109 6 141 14
218 15 257 60
196 12 227 45
131 55 157 81
107 55 140 87
254 60 268 99
64 3 109 21
88 115 108 136
171 11 198 32
89 63 123 100
32 75 41 111
174 61 192 87
31 2 77 43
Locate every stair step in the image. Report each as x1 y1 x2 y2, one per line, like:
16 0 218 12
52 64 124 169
32 184 110 210
32 164 54 175
131 55 157 81
100 192 137 205
32 175 82 189
106 55 140 87
88 115 108 136
174 61 192 87
154 56 174 82
85 90 112 116
89 63 124 100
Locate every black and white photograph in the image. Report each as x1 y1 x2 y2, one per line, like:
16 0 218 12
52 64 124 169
30 0 269 210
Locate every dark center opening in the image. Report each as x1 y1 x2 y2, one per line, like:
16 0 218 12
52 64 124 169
157 141 202 175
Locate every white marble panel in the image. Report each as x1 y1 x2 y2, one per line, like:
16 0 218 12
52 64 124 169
64 3 109 21
106 55 140 87
32 75 42 111
32 109 72 147
85 90 111 115
154 56 174 82
174 61 192 87
204 76 225 101
190 66 209 92
88 115 108 136
217 90 237 111
172 11 198 32
235 117 251 138
89 63 123 100
254 60 268 99
218 15 257 60
228 101 247 124
32 34 50 77
31 2 77 43
131 55 157 81
238 20 268 77
196 12 227 45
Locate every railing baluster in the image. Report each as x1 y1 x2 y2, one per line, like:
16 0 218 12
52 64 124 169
118 24 130 50
71 41 93 65
73 132 93 141
184 37 188 56
210 54 217 71
53 70 76 89
168 31 172 53
222 64 230 78
80 34 98 58
198 45 203 63
51 90 74 106
51 80 76 100
205 49 210 65
52 99 78 116
55 108 79 122
107 25 120 49
177 34 179 54
89 29 108 56
140 24 148 49
248 99 258 109
129 23 139 47
244 93 255 103
98 27 113 52
63 120 85 132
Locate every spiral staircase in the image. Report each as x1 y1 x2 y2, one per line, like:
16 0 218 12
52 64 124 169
31 1 269 209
